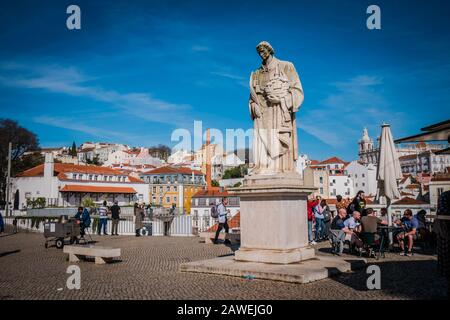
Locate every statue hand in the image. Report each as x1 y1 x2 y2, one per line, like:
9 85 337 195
267 94 281 104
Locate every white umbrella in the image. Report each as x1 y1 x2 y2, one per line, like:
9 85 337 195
376 123 402 244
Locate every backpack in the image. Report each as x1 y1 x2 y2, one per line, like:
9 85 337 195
211 204 219 218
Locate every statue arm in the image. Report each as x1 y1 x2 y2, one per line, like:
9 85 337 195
285 63 304 112
249 72 262 119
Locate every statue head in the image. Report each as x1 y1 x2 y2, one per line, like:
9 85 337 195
256 41 274 61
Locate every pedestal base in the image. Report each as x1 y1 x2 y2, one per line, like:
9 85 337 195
180 255 366 284
235 246 315 264
228 173 317 265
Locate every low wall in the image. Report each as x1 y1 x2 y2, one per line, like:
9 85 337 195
3 215 194 237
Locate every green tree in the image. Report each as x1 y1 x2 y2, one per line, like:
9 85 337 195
211 180 220 187
222 164 248 179
70 141 77 157
0 119 40 205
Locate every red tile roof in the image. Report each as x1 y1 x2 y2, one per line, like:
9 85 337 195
192 187 229 198
60 185 137 194
319 157 346 165
17 163 145 183
392 197 428 205
143 166 203 175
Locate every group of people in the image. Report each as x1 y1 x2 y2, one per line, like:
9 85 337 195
74 201 152 237
307 191 367 245
307 190 431 257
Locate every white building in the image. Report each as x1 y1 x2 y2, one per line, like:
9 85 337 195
399 150 450 175
358 127 448 166
429 174 450 209
346 160 377 197
211 152 245 180
329 173 354 199
168 149 194 164
12 154 149 208
295 154 309 179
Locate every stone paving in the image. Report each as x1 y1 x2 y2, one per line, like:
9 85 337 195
0 228 447 300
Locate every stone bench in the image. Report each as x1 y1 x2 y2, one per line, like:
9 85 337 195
199 231 240 244
63 245 121 264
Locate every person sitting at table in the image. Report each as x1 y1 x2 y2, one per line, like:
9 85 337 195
329 209 353 256
361 208 388 242
394 209 419 256
343 211 363 252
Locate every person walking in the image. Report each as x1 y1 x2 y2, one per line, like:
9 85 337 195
97 201 109 236
110 200 121 236
134 202 144 237
213 197 231 245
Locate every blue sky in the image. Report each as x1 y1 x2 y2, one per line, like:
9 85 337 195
1 0 449 161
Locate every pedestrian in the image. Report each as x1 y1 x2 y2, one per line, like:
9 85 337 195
347 190 366 217
307 196 317 245
0 210 4 234
322 199 332 241
74 206 91 237
134 202 144 237
110 200 121 236
314 198 325 242
213 197 231 245
335 195 348 213
97 201 109 235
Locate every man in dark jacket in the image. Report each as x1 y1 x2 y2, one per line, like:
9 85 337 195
110 201 121 236
347 190 366 218
74 207 91 237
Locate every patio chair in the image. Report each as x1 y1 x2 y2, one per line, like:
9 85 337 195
329 229 345 255
360 232 382 259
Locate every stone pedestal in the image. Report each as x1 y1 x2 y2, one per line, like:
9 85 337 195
229 173 316 264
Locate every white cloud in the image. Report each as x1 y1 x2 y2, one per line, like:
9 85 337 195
0 63 192 128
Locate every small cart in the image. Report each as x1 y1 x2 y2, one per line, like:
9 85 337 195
44 219 80 249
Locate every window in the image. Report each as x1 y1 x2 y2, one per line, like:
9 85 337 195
89 175 93 180
438 188 444 196
362 174 365 178
333 188 336 195
94 175 98 181
362 183 365 187
174 186 177 192
319 177 323 184
355 174 358 178
174 196 177 202
104 176 108 181
152 187 156 193
72 174 77 179
159 186 163 192
332 179 336 184
166 186 170 192
355 183 358 187
159 196 163 203
166 197 170 203
320 187 323 194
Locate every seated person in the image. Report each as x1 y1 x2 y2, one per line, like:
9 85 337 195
361 208 388 242
330 209 353 255
394 209 418 256
74 207 91 236
415 209 431 242
343 211 363 251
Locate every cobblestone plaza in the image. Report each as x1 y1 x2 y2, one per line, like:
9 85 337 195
0 229 447 300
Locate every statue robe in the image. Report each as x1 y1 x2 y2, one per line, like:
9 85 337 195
249 57 304 175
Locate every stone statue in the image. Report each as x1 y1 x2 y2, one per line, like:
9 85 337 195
249 41 304 175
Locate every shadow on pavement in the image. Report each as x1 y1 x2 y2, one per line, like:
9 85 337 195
330 259 448 299
0 249 21 258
